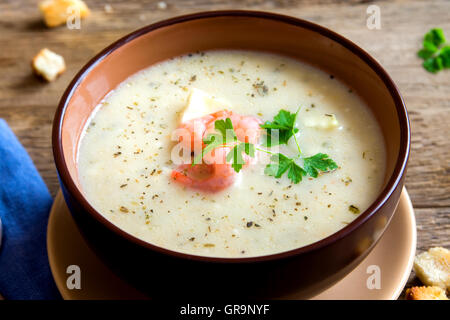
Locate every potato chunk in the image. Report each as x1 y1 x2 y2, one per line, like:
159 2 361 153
303 114 339 130
32 48 66 82
39 0 90 28
413 247 449 290
181 88 230 122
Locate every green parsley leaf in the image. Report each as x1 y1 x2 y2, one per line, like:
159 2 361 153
226 142 255 172
287 161 306 184
264 153 306 184
418 28 450 73
424 28 446 47
193 118 238 165
417 48 435 60
214 118 237 142
193 118 257 172
440 46 450 67
264 154 292 177
423 55 447 73
261 109 299 146
303 153 338 178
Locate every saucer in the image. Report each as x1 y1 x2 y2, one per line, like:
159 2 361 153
47 188 416 300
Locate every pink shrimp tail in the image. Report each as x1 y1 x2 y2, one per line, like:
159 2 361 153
171 163 236 192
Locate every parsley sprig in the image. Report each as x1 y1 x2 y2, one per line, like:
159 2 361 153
418 28 450 73
264 153 338 184
193 108 338 184
261 108 337 183
261 108 300 147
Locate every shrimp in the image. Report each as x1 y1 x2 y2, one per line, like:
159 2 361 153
203 110 262 144
171 110 262 192
176 113 215 151
171 147 237 192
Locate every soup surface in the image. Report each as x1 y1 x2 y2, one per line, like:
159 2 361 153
78 50 386 257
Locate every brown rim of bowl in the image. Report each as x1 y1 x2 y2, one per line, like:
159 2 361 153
52 10 410 264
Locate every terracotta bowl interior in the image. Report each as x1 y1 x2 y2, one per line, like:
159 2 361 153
61 15 401 205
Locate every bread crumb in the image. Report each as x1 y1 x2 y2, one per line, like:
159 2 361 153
104 4 113 13
414 247 449 290
31 48 66 82
405 286 448 300
39 0 90 28
157 1 167 10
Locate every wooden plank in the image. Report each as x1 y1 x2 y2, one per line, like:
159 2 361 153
0 0 448 297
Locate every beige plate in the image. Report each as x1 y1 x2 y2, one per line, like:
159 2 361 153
47 188 416 300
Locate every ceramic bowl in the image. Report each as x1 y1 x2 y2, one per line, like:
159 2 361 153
52 11 410 298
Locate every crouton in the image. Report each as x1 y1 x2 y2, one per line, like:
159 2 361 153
32 48 66 82
413 247 450 290
157 2 167 10
405 286 448 300
39 0 90 28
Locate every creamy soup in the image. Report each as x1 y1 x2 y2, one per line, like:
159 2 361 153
78 50 386 257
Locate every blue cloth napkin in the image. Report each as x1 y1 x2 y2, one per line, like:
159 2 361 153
0 119 60 299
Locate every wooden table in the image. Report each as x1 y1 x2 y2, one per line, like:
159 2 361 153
0 0 448 297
